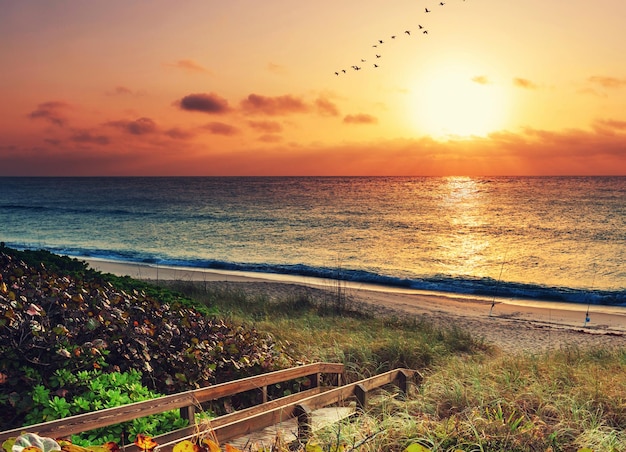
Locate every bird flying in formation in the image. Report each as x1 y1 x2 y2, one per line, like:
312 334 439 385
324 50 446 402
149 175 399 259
334 0 464 76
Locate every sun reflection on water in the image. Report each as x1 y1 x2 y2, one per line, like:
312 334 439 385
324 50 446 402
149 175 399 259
436 176 492 275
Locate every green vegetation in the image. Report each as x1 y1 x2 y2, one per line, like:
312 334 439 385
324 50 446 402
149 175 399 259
3 246 626 451
25 369 186 445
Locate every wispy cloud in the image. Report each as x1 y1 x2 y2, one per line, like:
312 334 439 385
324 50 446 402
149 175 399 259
165 59 212 74
70 130 110 145
593 118 626 134
27 101 70 127
315 97 340 116
247 120 283 133
105 86 146 97
587 76 626 89
343 113 377 124
471 75 491 85
177 93 230 114
267 62 287 75
203 122 238 136
106 117 158 135
513 78 538 89
240 94 309 115
164 127 195 140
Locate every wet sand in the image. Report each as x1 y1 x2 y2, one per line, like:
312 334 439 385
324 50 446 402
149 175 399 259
86 259 626 354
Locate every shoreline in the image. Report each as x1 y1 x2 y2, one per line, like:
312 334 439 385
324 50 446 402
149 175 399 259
85 258 626 354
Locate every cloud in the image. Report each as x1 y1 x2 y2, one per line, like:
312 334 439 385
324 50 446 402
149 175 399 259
108 86 133 95
165 59 212 74
267 62 288 75
27 101 70 127
106 86 146 97
343 113 378 124
315 97 340 116
106 117 157 135
240 94 309 115
587 76 626 89
203 122 238 136
593 118 626 134
164 127 195 140
471 75 490 85
177 93 230 113
3 125 625 176
513 78 538 89
258 134 283 143
247 120 283 133
70 131 110 145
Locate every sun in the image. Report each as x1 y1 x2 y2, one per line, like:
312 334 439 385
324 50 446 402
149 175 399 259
408 63 508 138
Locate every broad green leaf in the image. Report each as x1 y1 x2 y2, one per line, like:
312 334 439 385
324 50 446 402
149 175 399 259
403 444 432 452
305 444 324 452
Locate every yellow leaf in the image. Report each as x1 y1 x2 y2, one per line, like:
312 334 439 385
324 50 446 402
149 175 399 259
403 444 432 452
22 448 43 452
224 445 243 452
60 443 90 452
173 440 200 452
2 437 16 452
305 443 324 452
201 439 221 452
84 443 120 452
134 435 158 451
577 449 594 452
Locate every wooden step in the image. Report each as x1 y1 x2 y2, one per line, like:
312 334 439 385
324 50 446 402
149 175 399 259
224 405 356 450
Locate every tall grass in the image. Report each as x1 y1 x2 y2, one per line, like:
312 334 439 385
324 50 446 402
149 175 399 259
166 281 626 451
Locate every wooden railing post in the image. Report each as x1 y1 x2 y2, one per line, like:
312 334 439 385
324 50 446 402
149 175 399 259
294 404 312 441
310 372 321 388
397 369 409 394
179 405 195 424
261 385 268 403
354 383 368 409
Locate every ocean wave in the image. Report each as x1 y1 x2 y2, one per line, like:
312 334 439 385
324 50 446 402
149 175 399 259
8 243 624 307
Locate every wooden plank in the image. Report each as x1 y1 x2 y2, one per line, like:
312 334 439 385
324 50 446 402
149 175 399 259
153 369 418 451
142 387 330 452
224 406 355 451
0 363 344 442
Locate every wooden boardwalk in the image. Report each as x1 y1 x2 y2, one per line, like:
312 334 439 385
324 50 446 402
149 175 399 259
1 363 421 452
225 406 356 450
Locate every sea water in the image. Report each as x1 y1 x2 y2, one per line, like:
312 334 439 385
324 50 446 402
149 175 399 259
0 176 624 305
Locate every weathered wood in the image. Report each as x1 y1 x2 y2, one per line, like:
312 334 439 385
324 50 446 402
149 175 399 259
142 387 330 452
153 368 419 451
0 363 344 442
1 364 419 452
179 405 195 424
224 406 355 451
294 404 312 440
354 383 368 408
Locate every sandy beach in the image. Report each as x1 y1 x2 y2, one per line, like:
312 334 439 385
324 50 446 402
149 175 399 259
86 259 626 354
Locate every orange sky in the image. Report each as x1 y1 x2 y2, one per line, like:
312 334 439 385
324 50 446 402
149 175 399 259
1 0 625 176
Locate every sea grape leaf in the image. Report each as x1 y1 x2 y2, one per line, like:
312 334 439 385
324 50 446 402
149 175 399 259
133 435 157 451
172 440 200 452
2 438 16 452
403 444 432 452
200 439 221 452
224 445 243 452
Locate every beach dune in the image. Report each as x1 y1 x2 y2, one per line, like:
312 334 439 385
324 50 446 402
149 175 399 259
86 259 626 354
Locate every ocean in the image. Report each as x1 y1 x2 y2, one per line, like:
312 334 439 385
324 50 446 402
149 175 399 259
0 176 624 305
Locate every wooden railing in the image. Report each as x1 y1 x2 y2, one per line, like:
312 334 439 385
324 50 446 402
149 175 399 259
1 363 422 451
0 362 345 443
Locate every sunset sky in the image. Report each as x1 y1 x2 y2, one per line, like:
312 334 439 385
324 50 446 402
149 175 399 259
1 0 625 176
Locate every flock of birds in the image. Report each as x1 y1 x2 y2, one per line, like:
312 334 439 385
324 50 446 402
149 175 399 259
334 1 465 76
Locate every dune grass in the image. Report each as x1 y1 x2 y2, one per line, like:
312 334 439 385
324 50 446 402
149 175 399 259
162 280 626 451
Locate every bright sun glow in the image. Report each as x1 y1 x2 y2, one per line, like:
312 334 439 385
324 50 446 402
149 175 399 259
409 63 508 138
